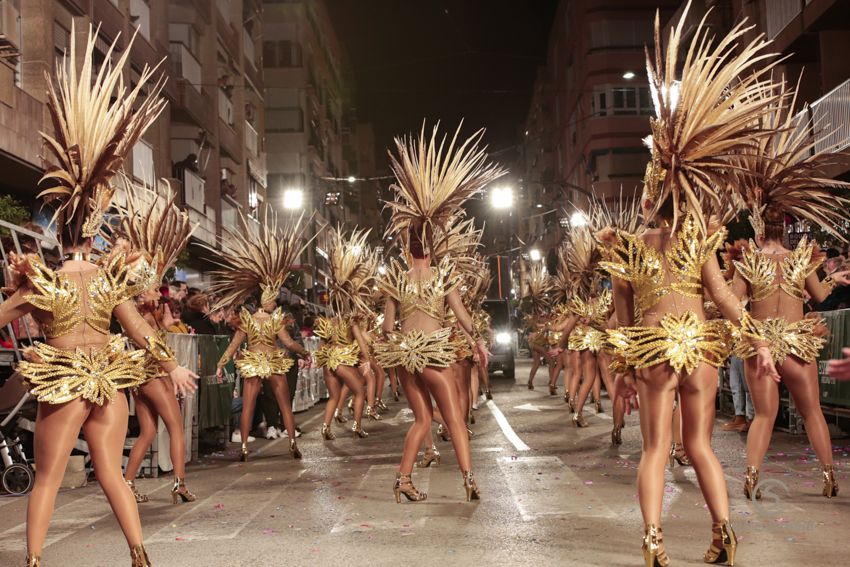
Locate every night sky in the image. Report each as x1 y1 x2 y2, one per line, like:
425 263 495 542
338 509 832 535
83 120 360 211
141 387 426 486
327 0 559 172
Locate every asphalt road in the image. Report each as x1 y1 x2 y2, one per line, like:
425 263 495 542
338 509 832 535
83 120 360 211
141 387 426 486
1 359 848 566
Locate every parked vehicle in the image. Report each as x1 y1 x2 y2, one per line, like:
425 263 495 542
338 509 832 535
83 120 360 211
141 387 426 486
483 299 515 380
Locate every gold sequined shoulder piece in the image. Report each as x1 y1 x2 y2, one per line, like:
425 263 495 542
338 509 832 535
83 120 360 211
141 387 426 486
668 217 727 298
314 316 352 345
598 230 666 314
386 255 460 322
86 253 156 334
780 237 821 301
733 240 776 302
22 256 83 338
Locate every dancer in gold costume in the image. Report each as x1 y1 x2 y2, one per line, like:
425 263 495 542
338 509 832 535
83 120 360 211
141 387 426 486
375 123 504 502
212 208 312 462
597 7 782 565
724 80 850 500
522 264 555 392
120 178 198 505
315 227 377 440
0 27 197 567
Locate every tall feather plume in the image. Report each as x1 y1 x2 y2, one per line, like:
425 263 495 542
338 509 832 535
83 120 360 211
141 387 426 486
552 243 575 305
39 23 167 246
731 78 850 241
327 226 377 317
432 216 485 276
643 1 782 233
118 173 196 283
587 189 643 237
523 263 553 315
206 207 314 311
384 122 507 252
563 222 600 296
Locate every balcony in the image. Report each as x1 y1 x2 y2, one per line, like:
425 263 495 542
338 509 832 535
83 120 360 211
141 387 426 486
181 168 205 212
172 79 214 130
129 0 151 41
215 1 239 58
765 0 804 40
0 0 21 56
218 121 241 163
245 120 258 156
188 207 216 246
131 140 155 186
170 43 201 93
248 152 267 189
218 90 234 126
243 29 256 68
810 77 850 154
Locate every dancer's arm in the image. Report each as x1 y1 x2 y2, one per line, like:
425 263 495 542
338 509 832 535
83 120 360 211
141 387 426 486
554 314 580 351
0 290 34 328
114 300 199 394
277 327 308 358
351 323 372 374
808 269 850 305
446 289 488 368
382 298 397 335
216 329 247 375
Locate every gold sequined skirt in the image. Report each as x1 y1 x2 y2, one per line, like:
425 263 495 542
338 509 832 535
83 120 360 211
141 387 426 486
736 315 826 364
528 333 547 350
449 330 473 362
235 349 294 379
18 336 147 405
373 328 456 373
567 325 607 353
314 342 361 371
547 331 563 347
141 330 172 383
606 311 732 375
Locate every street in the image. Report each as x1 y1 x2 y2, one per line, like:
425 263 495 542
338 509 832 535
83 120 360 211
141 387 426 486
1 359 848 566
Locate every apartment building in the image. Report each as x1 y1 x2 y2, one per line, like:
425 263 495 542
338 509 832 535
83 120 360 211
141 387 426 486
0 0 266 286
518 0 678 258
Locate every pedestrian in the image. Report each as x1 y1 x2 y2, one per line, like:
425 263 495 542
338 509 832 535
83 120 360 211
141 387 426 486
721 356 753 432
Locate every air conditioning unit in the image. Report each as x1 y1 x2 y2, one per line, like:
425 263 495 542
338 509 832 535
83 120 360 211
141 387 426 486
0 0 21 53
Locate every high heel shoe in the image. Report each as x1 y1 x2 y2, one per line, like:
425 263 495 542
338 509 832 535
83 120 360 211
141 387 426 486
289 439 303 459
393 390 400 402
642 524 670 567
704 520 737 565
130 544 152 567
469 410 476 425
462 470 481 501
822 464 839 498
437 424 450 442
25 552 40 566
563 390 570 403
548 384 557 396
416 445 441 468
527 380 534 390
376 398 388 411
352 421 368 438
393 472 427 503
333 408 348 424
595 398 603 413
347 398 355 416
568 396 576 414
743 466 761 500
669 443 690 467
365 405 383 421
321 423 336 440
485 390 492 400
171 477 196 504
572 412 588 428
125 479 149 503
239 443 249 462
611 424 623 446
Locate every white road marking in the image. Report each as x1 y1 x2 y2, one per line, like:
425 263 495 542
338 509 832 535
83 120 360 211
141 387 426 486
513 403 561 412
486 400 530 451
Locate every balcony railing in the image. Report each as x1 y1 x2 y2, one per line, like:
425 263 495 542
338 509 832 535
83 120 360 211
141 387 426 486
169 43 202 93
218 90 234 125
188 208 216 246
129 0 151 41
810 78 850 154
131 139 155 186
245 120 258 155
243 29 256 68
180 168 205 212
765 0 803 40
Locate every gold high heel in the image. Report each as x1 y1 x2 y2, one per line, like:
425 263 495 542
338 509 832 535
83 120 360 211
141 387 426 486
416 445 441 468
527 380 534 390
572 412 588 428
376 398 388 411
642 524 670 567
462 470 480 501
25 552 40 567
822 464 839 498
130 544 152 567
563 390 570 403
669 443 690 467
347 397 355 416
239 443 249 462
595 398 603 413
393 472 427 503
365 405 383 421
611 424 623 446
171 477 196 504
485 390 492 400
333 408 348 424
704 520 737 565
568 396 576 413
289 439 302 459
321 423 336 440
352 421 368 438
125 479 149 503
548 384 557 396
743 466 761 500
437 424 450 442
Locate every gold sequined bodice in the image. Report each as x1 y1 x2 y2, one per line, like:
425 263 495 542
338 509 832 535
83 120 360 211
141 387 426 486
23 255 150 339
239 307 284 348
567 289 612 327
379 256 460 323
734 238 821 303
314 316 354 345
600 216 726 318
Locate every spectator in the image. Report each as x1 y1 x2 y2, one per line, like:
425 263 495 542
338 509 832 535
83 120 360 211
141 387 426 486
300 316 315 339
181 293 217 334
721 356 753 431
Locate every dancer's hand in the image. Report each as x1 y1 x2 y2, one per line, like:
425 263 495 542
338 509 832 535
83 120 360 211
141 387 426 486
756 346 780 383
359 360 372 376
615 372 638 415
832 270 850 287
827 347 850 381
475 341 489 369
548 347 563 358
216 366 223 379
169 366 199 396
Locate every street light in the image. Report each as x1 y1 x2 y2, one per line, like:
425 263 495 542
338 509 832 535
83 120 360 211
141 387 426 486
347 175 356 183
529 248 542 261
570 211 587 227
490 186 514 209
623 71 636 80
283 188 303 210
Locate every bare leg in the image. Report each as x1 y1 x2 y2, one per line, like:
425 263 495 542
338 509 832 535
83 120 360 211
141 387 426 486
124 389 157 481
470 364 480 408
421 366 472 472
598 352 624 426
567 350 581 399
239 377 262 450
337 384 351 414
389 368 400 398
268 375 298 444
137 378 186 477
27 400 90 555
372 359 386 403
398 369 434 474
335 365 366 427
479 360 491 397
528 349 543 387
573 350 598 414
672 397 683 447
452 361 471 421
778 356 833 467
322 367 341 427
743 357 779 469
363 363 377 408
592 371 601 404
84 395 144 547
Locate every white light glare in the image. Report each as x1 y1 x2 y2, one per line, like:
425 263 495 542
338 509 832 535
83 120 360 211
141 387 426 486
496 332 511 345
283 188 303 210
529 249 542 261
377 265 387 275
347 175 356 183
491 186 514 209
623 71 636 80
570 211 587 227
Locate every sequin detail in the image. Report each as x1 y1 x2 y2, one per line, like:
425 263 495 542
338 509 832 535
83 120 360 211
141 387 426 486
734 237 822 302
737 314 826 364
240 307 285 348
314 342 361 371
378 256 460 322
235 349 293 379
568 324 607 353
373 328 456 373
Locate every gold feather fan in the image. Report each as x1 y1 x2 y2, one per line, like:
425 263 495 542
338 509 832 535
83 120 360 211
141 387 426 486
327 226 378 317
384 122 507 253
39 23 167 246
207 207 315 311
643 1 782 233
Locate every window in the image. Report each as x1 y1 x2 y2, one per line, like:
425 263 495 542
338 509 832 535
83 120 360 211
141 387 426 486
592 85 653 116
263 40 302 67
590 20 652 50
53 22 70 71
266 87 299 108
266 108 304 132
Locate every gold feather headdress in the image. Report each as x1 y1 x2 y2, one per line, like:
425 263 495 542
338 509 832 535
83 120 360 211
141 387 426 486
732 79 850 241
384 122 507 254
432 217 485 276
39 23 167 247
552 243 575 305
587 189 643 237
563 221 601 297
207 207 314 311
643 1 782 233
523 263 553 315
118 174 196 286
327 226 378 317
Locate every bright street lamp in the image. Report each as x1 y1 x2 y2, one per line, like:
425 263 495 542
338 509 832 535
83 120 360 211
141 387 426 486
623 71 636 80
490 186 514 209
347 175 356 183
283 188 303 210
570 211 587 227
529 248 542 261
